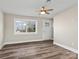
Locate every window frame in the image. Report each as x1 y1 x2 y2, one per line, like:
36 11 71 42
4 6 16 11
14 17 38 34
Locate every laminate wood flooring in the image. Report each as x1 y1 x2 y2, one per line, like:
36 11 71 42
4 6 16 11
0 40 77 59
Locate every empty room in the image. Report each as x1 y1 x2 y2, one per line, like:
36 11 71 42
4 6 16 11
0 0 78 59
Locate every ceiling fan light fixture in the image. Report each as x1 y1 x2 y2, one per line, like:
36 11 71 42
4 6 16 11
40 11 45 14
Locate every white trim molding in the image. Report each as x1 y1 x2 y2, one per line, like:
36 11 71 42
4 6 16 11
3 39 50 46
54 42 78 54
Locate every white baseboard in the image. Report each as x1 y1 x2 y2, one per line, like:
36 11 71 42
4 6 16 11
54 42 78 54
3 39 50 46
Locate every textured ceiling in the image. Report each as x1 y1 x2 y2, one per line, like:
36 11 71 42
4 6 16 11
0 0 78 18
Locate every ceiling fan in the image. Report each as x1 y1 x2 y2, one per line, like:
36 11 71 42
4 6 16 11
37 0 54 15
39 6 53 14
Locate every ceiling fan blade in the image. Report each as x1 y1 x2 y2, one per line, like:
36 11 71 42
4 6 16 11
45 12 50 14
47 9 53 11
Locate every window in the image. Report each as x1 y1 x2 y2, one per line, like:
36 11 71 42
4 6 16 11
14 18 37 34
16 21 26 32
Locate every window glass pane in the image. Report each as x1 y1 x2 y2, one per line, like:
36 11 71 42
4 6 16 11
27 21 36 32
16 21 26 32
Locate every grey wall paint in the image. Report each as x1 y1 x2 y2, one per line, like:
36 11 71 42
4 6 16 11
0 11 4 49
54 5 78 50
4 14 53 44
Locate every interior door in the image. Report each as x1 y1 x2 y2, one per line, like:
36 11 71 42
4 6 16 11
43 19 53 40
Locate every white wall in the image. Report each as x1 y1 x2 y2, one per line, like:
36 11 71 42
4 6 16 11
4 13 53 44
54 5 78 51
0 11 4 49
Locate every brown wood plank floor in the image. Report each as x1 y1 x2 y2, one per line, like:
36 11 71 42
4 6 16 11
0 40 77 59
